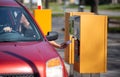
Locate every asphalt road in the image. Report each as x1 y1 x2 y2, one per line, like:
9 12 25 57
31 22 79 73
52 17 120 77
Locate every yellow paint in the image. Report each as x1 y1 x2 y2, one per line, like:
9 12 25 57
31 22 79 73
79 15 107 73
34 9 52 35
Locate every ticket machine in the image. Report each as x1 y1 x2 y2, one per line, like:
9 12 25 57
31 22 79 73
64 12 94 64
64 12 108 73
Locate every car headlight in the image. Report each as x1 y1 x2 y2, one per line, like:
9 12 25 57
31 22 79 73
46 57 63 77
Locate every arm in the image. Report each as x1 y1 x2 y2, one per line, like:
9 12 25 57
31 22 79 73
20 14 30 29
49 41 69 49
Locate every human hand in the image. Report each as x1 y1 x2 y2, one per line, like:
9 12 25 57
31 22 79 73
49 41 71 49
60 41 71 49
3 27 12 32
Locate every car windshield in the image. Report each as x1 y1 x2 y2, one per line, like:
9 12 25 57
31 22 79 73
0 7 43 42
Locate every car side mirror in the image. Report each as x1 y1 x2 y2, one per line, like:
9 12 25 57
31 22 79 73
46 31 58 41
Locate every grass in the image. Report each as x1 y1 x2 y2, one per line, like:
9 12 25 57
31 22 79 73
108 27 120 33
52 13 64 17
66 4 78 8
109 16 120 20
98 4 120 11
43 2 64 13
66 3 120 11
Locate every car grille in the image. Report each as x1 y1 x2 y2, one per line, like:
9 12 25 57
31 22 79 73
0 73 37 77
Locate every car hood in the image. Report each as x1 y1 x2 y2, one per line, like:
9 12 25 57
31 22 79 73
0 41 58 74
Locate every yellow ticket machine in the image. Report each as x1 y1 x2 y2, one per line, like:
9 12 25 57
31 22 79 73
64 12 108 73
64 12 94 64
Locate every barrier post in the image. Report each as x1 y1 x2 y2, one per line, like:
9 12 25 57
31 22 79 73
33 0 52 35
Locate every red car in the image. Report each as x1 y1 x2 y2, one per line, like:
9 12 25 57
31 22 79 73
0 0 68 77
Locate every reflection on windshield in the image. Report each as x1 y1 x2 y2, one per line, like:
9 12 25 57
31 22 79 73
0 7 42 42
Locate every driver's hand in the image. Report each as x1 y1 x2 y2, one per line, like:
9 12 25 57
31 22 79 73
59 42 68 49
3 27 12 32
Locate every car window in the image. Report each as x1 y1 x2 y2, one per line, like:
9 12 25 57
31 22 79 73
0 7 43 42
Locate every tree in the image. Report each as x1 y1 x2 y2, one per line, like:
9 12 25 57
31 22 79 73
57 0 62 4
78 0 85 12
45 0 49 9
30 0 32 9
79 0 84 5
90 0 99 14
112 0 118 4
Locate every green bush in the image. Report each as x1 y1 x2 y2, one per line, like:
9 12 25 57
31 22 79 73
108 27 120 33
98 4 120 11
